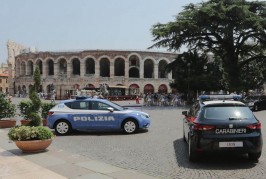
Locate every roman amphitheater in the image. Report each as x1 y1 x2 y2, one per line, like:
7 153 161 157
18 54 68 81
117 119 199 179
8 41 178 99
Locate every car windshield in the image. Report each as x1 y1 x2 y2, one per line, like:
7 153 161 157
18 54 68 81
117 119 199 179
203 106 254 120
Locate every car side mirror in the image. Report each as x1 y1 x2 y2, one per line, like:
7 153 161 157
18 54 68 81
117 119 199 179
107 107 114 112
182 111 188 116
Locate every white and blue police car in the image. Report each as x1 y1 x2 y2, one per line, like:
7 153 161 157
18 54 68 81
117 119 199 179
47 96 151 135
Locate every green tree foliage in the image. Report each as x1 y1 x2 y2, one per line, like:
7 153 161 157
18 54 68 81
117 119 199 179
28 66 42 126
167 51 223 99
0 93 16 119
150 0 266 92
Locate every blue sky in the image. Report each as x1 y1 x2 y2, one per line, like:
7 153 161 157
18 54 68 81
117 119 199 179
0 0 203 64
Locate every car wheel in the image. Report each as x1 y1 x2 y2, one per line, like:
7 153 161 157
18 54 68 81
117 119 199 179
55 120 72 135
122 119 138 134
188 137 197 162
248 152 261 162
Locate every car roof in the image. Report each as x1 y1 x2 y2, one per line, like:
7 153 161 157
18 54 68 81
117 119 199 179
60 97 109 104
202 100 245 106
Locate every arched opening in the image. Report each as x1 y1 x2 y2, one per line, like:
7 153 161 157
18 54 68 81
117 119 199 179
72 58 80 75
158 60 168 78
48 59 54 76
144 84 154 94
85 58 95 75
36 60 43 74
27 61 33 75
129 67 139 78
129 55 140 78
114 58 125 76
100 58 110 77
21 62 26 76
129 83 140 95
59 58 67 74
158 84 168 94
85 83 95 89
144 59 154 78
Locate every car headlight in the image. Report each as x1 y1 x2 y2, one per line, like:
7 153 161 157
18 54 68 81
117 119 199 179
140 114 149 118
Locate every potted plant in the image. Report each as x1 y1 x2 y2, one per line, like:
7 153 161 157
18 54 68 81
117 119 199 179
8 66 54 153
17 99 33 125
0 93 17 128
8 125 54 153
41 102 56 126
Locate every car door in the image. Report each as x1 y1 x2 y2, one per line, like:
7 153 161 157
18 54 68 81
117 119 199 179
68 101 97 130
88 101 120 129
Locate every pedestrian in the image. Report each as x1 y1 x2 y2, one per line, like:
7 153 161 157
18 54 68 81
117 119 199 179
136 95 140 104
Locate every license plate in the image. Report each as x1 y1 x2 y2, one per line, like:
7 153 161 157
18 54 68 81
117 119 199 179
219 142 243 148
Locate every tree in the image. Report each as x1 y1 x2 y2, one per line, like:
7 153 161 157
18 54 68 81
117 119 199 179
150 0 266 92
167 51 222 100
28 66 42 126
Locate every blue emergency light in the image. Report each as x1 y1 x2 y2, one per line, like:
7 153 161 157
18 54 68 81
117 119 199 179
198 94 242 101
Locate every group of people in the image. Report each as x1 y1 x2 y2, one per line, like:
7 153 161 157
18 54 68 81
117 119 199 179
142 93 184 106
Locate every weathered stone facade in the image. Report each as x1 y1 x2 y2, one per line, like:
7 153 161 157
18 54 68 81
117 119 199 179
14 50 178 98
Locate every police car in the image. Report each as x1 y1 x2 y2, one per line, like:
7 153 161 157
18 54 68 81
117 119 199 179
47 97 151 135
182 95 263 162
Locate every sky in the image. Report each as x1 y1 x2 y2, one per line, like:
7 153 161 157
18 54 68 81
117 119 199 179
0 0 203 64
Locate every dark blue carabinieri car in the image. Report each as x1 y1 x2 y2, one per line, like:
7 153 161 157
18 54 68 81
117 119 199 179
182 95 263 162
47 97 150 135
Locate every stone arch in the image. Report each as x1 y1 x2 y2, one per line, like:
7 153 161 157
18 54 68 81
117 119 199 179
47 59 54 76
26 60 34 76
35 59 43 74
144 84 154 94
129 83 140 95
99 57 110 77
85 83 95 89
20 61 26 76
58 58 67 74
114 57 125 76
128 54 140 67
85 57 95 75
158 84 168 94
144 58 154 78
71 58 80 75
158 60 168 78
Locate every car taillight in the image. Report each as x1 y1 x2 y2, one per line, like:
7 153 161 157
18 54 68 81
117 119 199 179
247 122 261 129
48 112 54 116
193 123 215 131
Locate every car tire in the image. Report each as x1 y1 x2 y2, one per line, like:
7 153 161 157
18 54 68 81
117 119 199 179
188 137 197 162
248 152 261 162
122 119 138 134
55 120 72 136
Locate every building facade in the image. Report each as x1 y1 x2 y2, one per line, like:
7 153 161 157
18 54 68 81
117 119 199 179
0 63 9 93
14 50 177 99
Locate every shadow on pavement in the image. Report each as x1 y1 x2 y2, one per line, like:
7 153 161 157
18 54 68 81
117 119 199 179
173 138 257 170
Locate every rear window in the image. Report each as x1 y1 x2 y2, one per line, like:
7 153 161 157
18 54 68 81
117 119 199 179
202 106 254 120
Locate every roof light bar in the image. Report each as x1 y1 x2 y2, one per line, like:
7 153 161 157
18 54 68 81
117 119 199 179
198 95 242 101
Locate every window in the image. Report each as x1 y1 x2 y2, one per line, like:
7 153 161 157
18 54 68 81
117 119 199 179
65 101 88 110
0 79 2 83
203 106 253 120
90 101 112 110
